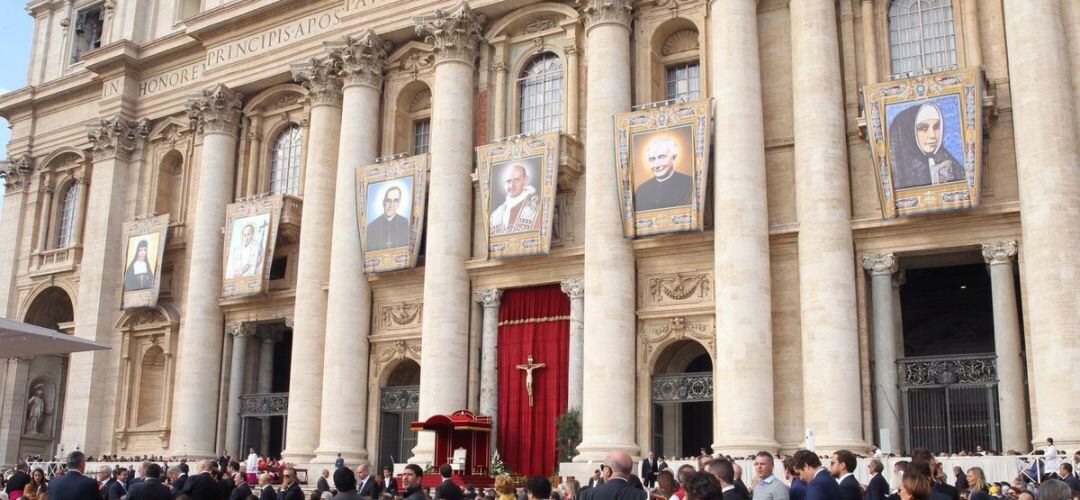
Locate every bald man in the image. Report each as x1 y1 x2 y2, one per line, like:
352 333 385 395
490 163 543 235
580 451 647 500
634 136 693 212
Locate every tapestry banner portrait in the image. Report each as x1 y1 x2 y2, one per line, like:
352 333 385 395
615 99 712 237
476 132 560 259
355 154 429 274
862 67 984 218
121 214 170 309
221 195 283 299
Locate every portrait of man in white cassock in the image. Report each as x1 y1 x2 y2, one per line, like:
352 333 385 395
489 157 543 236
226 214 269 279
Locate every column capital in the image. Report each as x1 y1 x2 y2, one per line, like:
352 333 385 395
186 84 243 137
414 1 486 66
561 278 585 299
292 55 344 107
577 0 633 31
86 115 150 161
1 154 34 190
861 253 898 276
474 288 502 308
229 324 256 338
982 241 1017 266
327 30 392 90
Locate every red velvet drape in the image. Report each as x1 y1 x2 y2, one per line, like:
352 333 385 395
496 284 569 479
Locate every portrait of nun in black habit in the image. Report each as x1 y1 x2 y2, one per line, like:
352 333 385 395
888 102 964 190
124 238 155 292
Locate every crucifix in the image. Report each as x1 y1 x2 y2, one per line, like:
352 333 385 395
516 354 546 407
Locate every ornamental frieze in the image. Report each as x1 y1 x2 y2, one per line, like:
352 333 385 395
638 315 714 367
646 271 712 305
379 300 424 331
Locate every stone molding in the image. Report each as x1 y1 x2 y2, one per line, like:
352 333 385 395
982 241 1017 265
229 323 257 338
375 339 422 365
291 55 344 107
638 315 715 367
380 300 424 330
86 116 150 161
861 253 898 276
560 278 584 299
473 288 502 308
186 84 243 137
414 1 486 66
327 30 392 90
577 0 633 30
648 271 711 303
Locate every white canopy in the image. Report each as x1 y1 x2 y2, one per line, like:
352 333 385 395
0 316 110 357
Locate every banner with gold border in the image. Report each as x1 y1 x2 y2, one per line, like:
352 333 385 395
221 195 283 299
614 99 712 238
355 154 429 274
476 133 560 259
121 214 170 309
863 67 984 218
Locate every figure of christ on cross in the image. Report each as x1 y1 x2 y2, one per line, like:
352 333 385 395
516 354 546 407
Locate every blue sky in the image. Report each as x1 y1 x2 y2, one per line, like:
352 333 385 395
0 3 33 207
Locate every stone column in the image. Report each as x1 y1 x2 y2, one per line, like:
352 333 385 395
1004 0 1080 449
861 253 900 453
560 279 584 410
171 84 242 457
61 116 148 456
412 1 485 463
225 325 251 456
892 270 905 358
257 334 276 454
71 174 89 247
576 0 638 461
709 0 778 455
790 0 865 452
313 30 389 465
860 0 879 83
35 179 54 252
282 54 344 464
493 56 508 139
563 43 580 137
474 288 502 440
981 241 1027 452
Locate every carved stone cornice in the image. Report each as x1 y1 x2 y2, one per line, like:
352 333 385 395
577 0 633 30
861 253 898 276
473 288 502 308
291 55 344 107
1 154 34 190
375 340 422 364
414 1 486 66
560 278 584 300
186 84 243 137
639 316 714 366
86 116 150 161
327 30 391 90
982 241 1017 266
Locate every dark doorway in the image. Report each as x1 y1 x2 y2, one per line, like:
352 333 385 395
378 360 420 470
651 342 713 457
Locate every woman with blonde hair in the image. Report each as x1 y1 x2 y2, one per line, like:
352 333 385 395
495 475 517 500
965 467 990 500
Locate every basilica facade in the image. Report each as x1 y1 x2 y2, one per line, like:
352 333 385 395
0 0 1078 478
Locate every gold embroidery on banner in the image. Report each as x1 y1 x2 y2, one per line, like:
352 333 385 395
497 315 571 326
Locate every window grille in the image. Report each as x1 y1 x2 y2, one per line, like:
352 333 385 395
888 0 958 77
269 125 303 196
413 119 431 156
518 53 564 135
56 184 79 247
666 62 700 102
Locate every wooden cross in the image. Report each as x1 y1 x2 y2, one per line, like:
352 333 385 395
516 354 546 407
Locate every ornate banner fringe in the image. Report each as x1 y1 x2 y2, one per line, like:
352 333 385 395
498 315 570 327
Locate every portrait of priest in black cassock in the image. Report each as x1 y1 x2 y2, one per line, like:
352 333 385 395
634 135 693 212
365 184 410 251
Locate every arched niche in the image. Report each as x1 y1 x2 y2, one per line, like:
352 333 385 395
389 80 433 156
154 150 185 217
634 0 708 105
17 286 76 459
382 41 436 156
114 305 179 453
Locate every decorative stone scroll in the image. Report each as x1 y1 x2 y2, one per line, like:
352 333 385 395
577 0 633 30
648 272 711 303
861 253 898 276
414 1 486 65
327 29 392 90
375 340 422 364
186 84 243 137
473 288 503 308
560 278 584 299
380 301 424 329
981 241 1017 265
87 116 150 161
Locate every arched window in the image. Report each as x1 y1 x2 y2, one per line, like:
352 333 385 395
269 125 303 196
56 184 79 248
518 53 564 135
888 0 957 76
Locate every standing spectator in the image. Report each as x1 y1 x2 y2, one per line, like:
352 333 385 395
707 458 744 500
1042 438 1062 478
5 463 30 500
356 463 378 498
20 468 47 500
751 452 789 500
1038 479 1073 500
964 468 988 500
830 451 860 500
333 467 363 500
864 460 889 500
180 459 224 500
683 473 722 500
588 471 604 490
653 471 677 500
578 452 646 500
782 458 806 500
1057 463 1080 494
401 464 427 500
229 472 253 500
384 468 398 495
526 477 553 500
257 473 275 500
108 468 129 500
98 465 115 499
950 468 966 492
732 464 750 500
316 470 331 497
127 463 172 500
642 453 658 489
899 475 930 500
219 451 231 475
792 450 839 500
435 464 464 500
564 476 581 500
335 454 345 470
277 468 304 500
245 449 260 485
50 452 100 500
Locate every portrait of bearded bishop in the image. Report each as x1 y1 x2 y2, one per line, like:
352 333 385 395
490 162 543 236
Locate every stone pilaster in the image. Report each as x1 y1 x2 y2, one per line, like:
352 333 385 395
560 279 584 411
474 288 502 443
1003 0 1080 449
709 0 778 455
35 176 54 252
171 84 242 457
58 116 147 456
0 155 34 328
981 241 1028 452
412 1 484 463
225 324 253 456
257 334 277 454
861 253 901 453
576 0 638 461
313 30 389 465
282 54 344 464
790 0 865 452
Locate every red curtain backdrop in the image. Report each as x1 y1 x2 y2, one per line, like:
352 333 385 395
496 284 570 478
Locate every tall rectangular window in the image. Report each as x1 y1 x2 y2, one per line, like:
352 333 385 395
888 0 957 77
518 53 564 135
666 62 700 102
413 119 431 155
71 4 104 62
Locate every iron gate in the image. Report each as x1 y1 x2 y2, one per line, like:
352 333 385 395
378 385 419 469
898 354 1000 453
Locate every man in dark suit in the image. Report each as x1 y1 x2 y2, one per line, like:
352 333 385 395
706 457 745 500
865 459 889 500
229 472 254 500
257 473 276 500
435 463 464 500
333 467 364 500
277 468 304 500
316 469 332 497
108 468 131 500
365 186 411 251
579 451 646 500
128 463 173 500
50 451 102 500
357 464 378 498
640 453 658 489
910 449 957 500
5 463 30 497
180 459 225 500
587 469 604 489
793 450 840 500
633 136 693 212
732 463 752 500
1058 464 1080 494
830 450 861 500
218 452 231 475
172 464 190 497
382 468 398 495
